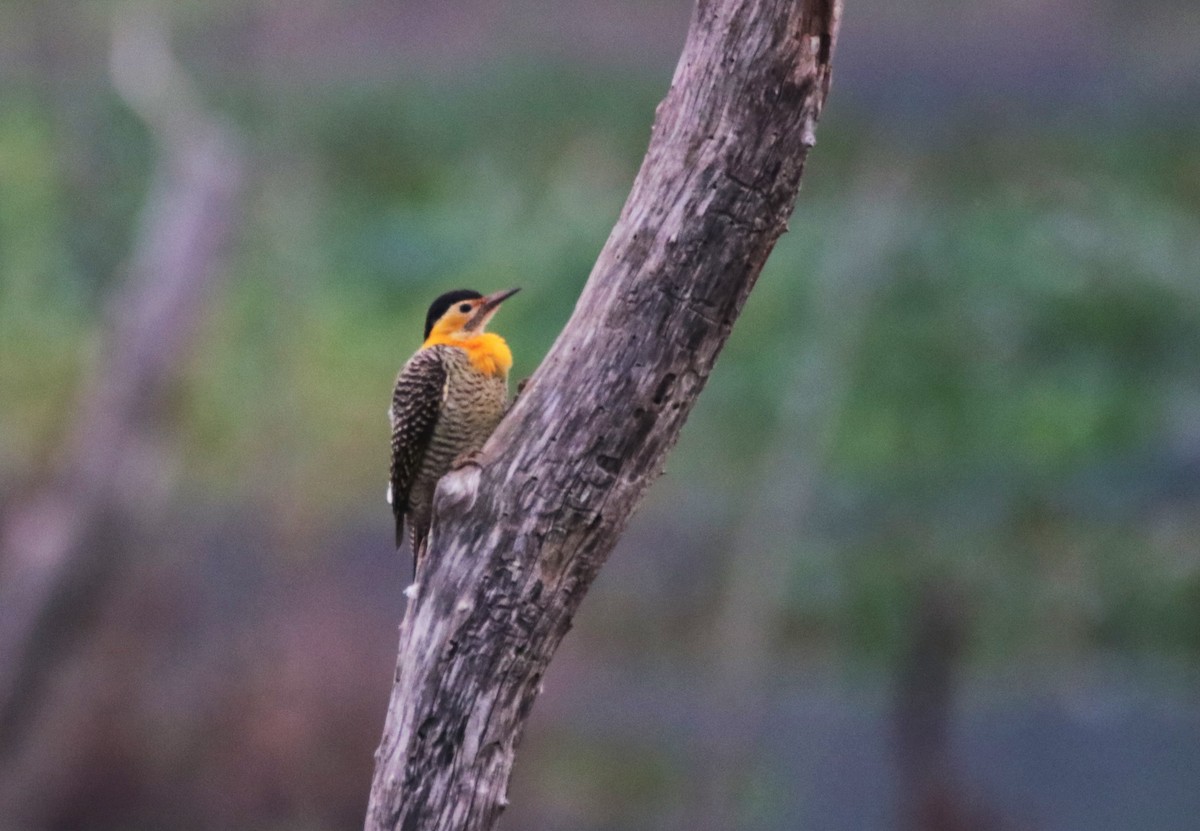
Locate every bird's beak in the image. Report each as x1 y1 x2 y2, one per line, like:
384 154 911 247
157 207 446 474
466 287 520 331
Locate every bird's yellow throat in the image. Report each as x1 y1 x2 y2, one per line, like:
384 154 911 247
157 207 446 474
422 330 513 378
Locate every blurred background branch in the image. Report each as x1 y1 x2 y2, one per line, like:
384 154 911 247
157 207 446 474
891 581 1011 831
0 0 244 767
686 180 911 831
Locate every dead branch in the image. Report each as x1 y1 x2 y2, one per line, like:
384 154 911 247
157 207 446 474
364 1 842 829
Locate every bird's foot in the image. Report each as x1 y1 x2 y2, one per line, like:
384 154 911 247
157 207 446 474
450 449 485 471
505 377 532 415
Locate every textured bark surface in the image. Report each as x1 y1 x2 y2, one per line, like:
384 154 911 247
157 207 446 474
365 1 841 829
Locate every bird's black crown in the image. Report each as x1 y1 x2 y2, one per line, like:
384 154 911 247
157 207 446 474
424 289 482 340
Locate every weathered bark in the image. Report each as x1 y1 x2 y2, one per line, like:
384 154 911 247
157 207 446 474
364 1 841 829
0 8 244 759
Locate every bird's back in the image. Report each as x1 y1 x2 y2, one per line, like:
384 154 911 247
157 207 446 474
400 345 508 559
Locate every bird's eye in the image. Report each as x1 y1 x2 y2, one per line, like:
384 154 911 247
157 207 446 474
459 303 472 314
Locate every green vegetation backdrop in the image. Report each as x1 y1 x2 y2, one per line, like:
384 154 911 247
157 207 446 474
1 1 1198 829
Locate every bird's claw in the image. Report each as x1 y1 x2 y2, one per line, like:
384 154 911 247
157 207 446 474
451 450 485 471
504 377 532 416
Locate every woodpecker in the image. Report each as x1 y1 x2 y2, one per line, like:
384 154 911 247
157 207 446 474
388 287 519 570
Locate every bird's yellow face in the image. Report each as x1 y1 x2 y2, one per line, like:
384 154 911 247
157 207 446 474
424 288 519 343
427 297 486 340
421 288 519 377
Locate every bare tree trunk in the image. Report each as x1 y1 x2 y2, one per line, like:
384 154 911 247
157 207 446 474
365 1 841 829
0 6 244 759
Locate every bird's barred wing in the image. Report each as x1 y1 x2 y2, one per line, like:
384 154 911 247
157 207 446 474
390 348 447 547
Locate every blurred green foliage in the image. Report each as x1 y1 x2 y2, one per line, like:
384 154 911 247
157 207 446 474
2 57 1198 670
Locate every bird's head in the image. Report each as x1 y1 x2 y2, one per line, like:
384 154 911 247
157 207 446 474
423 287 520 344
